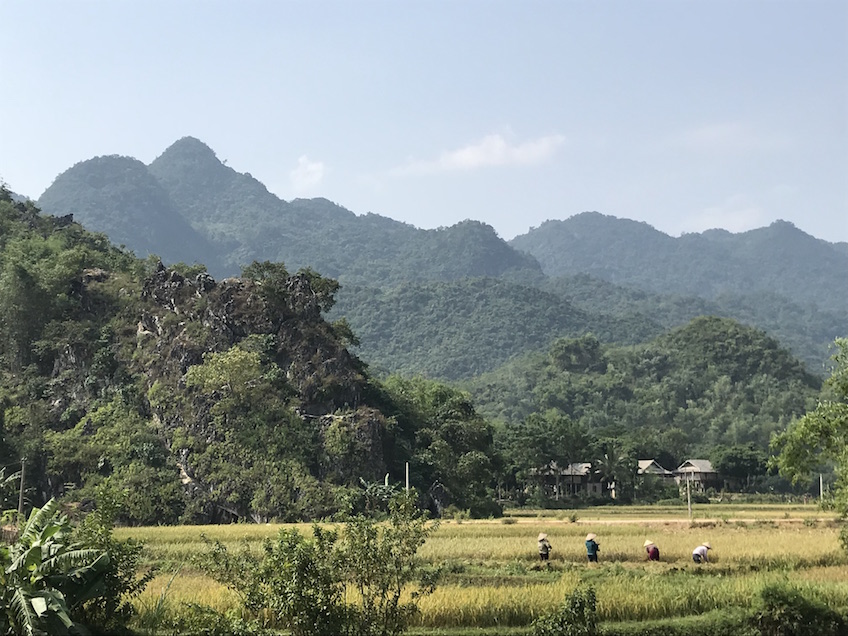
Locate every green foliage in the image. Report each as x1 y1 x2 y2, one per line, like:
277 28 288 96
0 499 110 636
336 494 438 636
600 610 754 636
331 278 655 381
473 319 820 483
382 377 500 517
594 444 636 502
512 213 848 316
73 480 155 634
149 604 272 636
195 493 436 636
44 400 183 525
772 339 848 519
501 409 593 481
750 582 844 636
711 444 768 490
531 586 598 636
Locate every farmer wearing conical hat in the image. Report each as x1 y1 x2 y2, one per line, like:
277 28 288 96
537 533 552 561
585 533 599 562
644 539 660 561
692 541 711 563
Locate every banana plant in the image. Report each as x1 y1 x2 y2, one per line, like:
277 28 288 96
0 498 109 636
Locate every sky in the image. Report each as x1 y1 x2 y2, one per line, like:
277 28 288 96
1 1 847 243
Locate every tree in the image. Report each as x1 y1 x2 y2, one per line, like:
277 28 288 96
336 493 438 636
382 377 500 517
593 443 636 502
501 409 594 501
773 339 848 538
711 444 767 491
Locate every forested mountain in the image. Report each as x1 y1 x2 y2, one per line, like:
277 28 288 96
38 155 220 269
330 278 663 380
0 187 836 521
329 271 843 381
541 274 845 375
0 188 500 523
34 138 846 378
471 317 822 474
40 137 542 285
511 212 848 314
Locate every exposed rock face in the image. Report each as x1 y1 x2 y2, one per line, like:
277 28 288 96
139 261 367 417
133 262 378 520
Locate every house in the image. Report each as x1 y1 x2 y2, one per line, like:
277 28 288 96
637 459 675 480
674 459 721 492
531 461 605 499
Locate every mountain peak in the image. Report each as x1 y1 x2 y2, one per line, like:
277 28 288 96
153 136 220 165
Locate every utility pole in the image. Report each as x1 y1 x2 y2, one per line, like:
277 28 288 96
820 474 825 504
405 462 409 492
687 471 692 520
17 457 25 523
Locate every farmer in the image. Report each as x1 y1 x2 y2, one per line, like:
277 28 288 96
537 533 552 561
644 539 660 561
692 542 711 563
585 533 600 562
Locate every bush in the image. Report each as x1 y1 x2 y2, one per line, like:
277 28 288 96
74 481 155 634
751 582 845 636
531 586 598 636
195 492 437 636
601 609 753 636
152 604 272 636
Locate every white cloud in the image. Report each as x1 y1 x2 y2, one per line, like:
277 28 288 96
390 133 566 176
289 155 325 193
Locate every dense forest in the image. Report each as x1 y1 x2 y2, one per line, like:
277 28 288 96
469 320 821 483
0 188 500 523
0 184 837 526
35 137 847 379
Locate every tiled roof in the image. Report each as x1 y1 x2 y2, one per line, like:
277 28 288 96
676 459 715 473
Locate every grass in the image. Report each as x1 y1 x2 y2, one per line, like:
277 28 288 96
120 504 847 633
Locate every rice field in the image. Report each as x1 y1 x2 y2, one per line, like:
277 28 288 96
119 504 848 633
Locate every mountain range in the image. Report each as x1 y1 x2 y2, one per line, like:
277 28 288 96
34 136 848 378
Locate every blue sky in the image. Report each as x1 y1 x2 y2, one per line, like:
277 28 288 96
1 1 846 242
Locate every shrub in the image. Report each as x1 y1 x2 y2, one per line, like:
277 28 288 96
195 492 437 636
531 586 598 636
154 604 272 636
751 582 845 636
196 526 348 636
74 481 156 634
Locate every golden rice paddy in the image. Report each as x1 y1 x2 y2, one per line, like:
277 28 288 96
121 504 848 632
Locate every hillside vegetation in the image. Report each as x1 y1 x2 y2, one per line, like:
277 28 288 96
469 318 822 488
0 185 834 526
0 188 499 524
511 212 848 314
34 138 847 377
331 278 663 380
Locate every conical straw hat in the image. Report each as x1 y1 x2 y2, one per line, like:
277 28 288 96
644 539 654 547
586 533 597 541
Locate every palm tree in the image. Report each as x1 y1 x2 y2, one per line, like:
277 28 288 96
594 445 635 501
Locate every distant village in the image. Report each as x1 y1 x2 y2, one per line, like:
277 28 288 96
533 458 722 500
